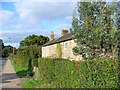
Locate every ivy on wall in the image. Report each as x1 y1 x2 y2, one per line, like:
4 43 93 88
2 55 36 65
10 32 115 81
56 43 62 58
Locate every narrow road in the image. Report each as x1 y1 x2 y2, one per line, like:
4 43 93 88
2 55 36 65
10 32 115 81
0 58 23 89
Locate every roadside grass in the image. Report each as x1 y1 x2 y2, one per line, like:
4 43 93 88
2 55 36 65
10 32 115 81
23 79 56 88
11 60 30 78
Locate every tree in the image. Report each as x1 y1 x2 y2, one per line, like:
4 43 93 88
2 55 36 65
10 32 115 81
112 1 120 31
2 45 16 57
0 39 4 57
71 2 119 60
20 34 49 48
17 45 42 59
108 2 120 57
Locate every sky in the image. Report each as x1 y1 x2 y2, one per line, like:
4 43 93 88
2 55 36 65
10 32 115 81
0 0 119 48
0 0 77 48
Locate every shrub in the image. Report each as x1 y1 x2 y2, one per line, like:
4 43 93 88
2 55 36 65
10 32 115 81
32 58 38 67
12 45 41 67
37 58 119 88
12 54 28 67
11 45 41 77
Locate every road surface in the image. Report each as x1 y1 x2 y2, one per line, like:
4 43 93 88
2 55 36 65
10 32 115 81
0 58 23 89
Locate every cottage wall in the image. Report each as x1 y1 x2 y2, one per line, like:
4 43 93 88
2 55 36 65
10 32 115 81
42 40 82 61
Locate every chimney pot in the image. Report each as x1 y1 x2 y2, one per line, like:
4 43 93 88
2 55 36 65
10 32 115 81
50 31 54 40
61 29 68 36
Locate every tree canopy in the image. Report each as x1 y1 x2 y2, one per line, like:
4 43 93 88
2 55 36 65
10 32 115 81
20 34 49 47
71 2 120 60
2 45 16 57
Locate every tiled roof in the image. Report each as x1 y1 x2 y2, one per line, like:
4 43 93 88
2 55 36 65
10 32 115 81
43 33 73 47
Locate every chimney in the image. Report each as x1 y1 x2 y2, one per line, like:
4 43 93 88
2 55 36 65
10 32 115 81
61 29 68 36
50 31 54 40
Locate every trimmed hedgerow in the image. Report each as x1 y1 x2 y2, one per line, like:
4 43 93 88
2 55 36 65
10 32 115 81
37 58 119 88
11 45 41 77
12 45 41 67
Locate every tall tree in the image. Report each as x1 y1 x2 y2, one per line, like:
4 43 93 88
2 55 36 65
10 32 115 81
0 39 4 57
2 45 16 57
20 34 49 47
0 39 4 49
71 2 119 60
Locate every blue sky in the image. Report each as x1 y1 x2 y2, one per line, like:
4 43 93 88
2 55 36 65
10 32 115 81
1 0 117 48
0 0 76 48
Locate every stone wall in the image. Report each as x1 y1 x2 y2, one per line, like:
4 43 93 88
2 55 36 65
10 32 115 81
42 40 81 61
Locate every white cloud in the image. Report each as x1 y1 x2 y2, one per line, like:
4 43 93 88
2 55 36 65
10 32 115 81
65 16 73 23
1 1 76 47
4 24 32 30
2 0 119 3
0 10 15 26
4 43 20 48
14 2 76 24
53 24 71 30
0 30 35 34
2 0 77 2
0 28 50 43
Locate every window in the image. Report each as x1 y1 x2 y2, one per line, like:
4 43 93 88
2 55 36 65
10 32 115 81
64 57 67 59
51 45 54 51
64 42 67 50
44 48 46 54
70 58 74 61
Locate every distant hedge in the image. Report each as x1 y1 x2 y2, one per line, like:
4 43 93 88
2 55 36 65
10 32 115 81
12 45 41 67
38 58 119 88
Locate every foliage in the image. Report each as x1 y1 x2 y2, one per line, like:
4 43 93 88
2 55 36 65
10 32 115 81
0 39 4 49
2 45 16 57
20 34 49 48
12 45 41 67
23 79 43 88
11 62 29 78
12 34 48 77
112 1 120 31
32 58 38 67
27 59 34 76
56 43 62 58
70 2 120 60
23 78 56 88
12 45 41 77
31 58 119 88
12 53 29 67
0 39 3 57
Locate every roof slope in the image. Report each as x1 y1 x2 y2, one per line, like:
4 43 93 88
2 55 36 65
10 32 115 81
43 33 73 47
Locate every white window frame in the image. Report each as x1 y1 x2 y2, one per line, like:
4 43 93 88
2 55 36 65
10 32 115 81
51 45 54 52
64 42 67 50
64 57 67 59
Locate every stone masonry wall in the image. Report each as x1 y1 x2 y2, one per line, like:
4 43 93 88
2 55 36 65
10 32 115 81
42 40 81 61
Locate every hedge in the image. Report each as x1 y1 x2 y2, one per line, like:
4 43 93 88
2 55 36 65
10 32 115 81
38 58 119 88
12 45 41 67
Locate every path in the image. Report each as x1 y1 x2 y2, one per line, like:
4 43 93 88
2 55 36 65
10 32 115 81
0 58 23 89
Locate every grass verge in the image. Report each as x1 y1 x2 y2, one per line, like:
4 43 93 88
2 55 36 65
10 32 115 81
11 60 30 78
23 79 56 88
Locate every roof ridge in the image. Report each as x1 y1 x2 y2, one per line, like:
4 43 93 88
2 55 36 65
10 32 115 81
43 32 73 47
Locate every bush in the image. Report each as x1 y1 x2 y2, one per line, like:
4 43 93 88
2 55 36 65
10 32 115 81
37 58 119 88
12 54 28 67
12 45 41 67
11 45 41 77
32 58 38 67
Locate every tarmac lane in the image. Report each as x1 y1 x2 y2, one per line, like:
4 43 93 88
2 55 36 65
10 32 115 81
0 58 23 89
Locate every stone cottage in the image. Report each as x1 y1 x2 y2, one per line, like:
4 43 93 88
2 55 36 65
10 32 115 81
42 29 82 61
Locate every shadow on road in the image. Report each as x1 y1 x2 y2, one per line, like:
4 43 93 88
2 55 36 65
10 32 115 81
1 58 8 71
0 58 8 60
1 73 18 84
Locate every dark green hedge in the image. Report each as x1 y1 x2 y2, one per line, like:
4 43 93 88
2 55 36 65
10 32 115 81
12 45 41 67
38 58 119 88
